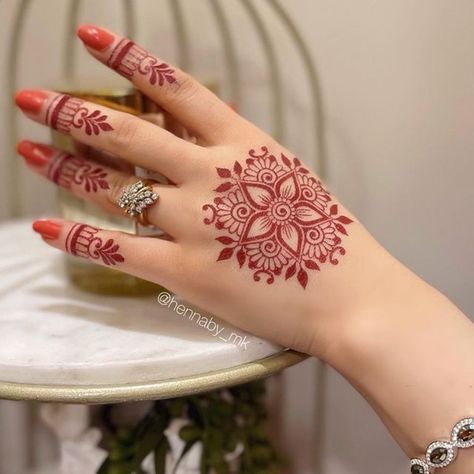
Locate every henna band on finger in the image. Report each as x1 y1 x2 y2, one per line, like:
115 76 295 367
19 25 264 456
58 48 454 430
117 179 159 226
46 95 114 136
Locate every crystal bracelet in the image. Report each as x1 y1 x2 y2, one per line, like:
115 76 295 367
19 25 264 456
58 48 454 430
410 417 474 473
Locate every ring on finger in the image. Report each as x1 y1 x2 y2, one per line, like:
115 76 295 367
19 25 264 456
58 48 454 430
117 179 159 224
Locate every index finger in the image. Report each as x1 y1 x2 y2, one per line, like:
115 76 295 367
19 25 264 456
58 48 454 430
77 24 243 145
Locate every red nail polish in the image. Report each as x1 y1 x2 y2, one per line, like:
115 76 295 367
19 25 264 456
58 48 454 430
15 90 48 114
77 24 114 51
17 140 53 166
32 220 61 240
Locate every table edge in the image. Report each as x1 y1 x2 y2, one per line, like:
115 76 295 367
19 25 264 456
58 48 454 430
0 350 308 404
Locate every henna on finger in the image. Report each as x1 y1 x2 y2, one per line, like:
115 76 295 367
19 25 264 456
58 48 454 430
65 224 125 266
20 143 181 234
77 24 243 144
15 90 115 137
47 153 110 192
77 25 178 88
16 89 198 184
33 220 125 266
107 39 177 87
33 219 180 289
203 146 354 289
18 141 111 193
46 94 114 136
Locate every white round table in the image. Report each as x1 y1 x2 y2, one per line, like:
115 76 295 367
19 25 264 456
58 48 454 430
0 221 306 404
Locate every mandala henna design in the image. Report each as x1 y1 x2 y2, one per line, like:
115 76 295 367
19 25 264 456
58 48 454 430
203 147 354 289
65 224 125 266
47 153 110 192
45 95 114 136
107 39 177 87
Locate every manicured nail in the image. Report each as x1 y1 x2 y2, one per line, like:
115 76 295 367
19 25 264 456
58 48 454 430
15 90 48 114
32 220 61 240
77 24 114 51
17 140 53 166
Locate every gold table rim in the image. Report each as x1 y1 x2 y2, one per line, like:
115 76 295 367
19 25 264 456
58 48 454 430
0 350 307 404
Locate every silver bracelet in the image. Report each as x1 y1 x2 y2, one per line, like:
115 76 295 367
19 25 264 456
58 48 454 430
410 417 474 473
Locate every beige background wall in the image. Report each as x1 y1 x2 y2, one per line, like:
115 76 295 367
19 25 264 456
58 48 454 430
1 1 473 473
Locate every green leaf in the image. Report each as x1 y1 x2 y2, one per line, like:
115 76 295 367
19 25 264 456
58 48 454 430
179 425 202 443
154 437 169 474
199 449 210 474
134 406 169 455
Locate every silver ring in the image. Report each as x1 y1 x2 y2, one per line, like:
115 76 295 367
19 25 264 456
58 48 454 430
117 179 159 218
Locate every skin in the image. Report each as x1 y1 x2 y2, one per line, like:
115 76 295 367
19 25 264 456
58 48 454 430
16 25 474 473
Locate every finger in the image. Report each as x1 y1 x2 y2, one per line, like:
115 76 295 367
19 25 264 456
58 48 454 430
15 89 202 184
77 24 245 144
18 140 186 237
31 218 183 287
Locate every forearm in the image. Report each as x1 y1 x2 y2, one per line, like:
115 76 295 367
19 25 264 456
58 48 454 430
321 240 474 471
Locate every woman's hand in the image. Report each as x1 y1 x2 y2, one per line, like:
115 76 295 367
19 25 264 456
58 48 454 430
15 24 388 358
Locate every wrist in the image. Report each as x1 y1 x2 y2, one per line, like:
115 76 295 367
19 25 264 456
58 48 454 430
305 224 404 362
322 259 474 458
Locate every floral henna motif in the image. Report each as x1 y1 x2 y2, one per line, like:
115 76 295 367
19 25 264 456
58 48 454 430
107 39 177 87
45 95 114 136
47 153 110 192
65 224 125 266
203 147 354 289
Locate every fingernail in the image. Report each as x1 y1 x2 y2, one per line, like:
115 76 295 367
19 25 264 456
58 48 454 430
15 90 48 114
17 140 53 166
32 220 61 240
77 24 114 51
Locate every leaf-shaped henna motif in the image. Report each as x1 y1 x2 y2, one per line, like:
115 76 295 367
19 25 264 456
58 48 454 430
149 62 177 87
65 224 125 266
90 238 125 266
203 147 354 289
47 154 110 193
218 247 234 261
217 168 232 178
74 108 114 136
75 165 110 192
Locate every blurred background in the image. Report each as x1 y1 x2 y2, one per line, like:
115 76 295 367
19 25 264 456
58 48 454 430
1 1 473 473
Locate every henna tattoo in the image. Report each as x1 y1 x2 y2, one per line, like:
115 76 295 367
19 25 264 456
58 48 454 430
203 147 354 289
45 95 114 136
107 39 177 87
47 153 110 192
65 224 125 266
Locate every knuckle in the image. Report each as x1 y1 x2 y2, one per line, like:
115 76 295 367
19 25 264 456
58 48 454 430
108 114 140 153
